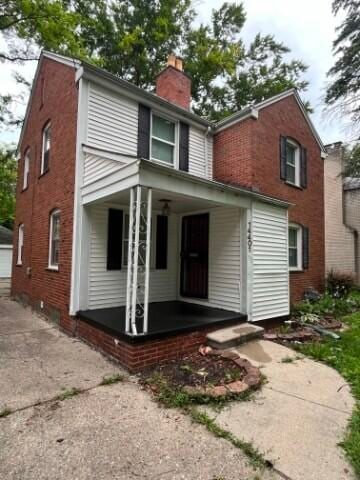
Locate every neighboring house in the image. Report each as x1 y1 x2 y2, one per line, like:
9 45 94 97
324 142 360 282
0 226 13 296
11 51 326 370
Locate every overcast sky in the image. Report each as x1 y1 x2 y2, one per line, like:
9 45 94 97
0 0 349 146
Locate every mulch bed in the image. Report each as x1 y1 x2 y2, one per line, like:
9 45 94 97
140 348 262 399
265 316 343 344
145 352 244 388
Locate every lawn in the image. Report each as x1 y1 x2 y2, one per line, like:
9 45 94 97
295 291 360 477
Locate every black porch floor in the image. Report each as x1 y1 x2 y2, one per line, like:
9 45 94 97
77 301 247 343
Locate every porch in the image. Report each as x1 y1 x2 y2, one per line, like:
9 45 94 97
78 300 247 343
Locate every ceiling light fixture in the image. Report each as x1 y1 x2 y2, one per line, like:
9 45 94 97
159 199 171 216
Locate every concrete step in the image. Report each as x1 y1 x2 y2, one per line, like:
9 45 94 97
206 323 264 349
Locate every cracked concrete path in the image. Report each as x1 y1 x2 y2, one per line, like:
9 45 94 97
0 298 121 412
202 340 356 480
0 298 279 480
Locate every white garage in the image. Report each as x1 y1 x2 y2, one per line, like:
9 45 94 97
0 226 13 279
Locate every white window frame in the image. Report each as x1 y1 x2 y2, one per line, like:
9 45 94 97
150 112 178 168
48 209 60 270
41 122 51 175
23 149 30 190
286 139 300 187
288 223 302 271
17 224 24 266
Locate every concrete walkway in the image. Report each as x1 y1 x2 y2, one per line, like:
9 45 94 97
202 340 355 480
0 298 278 480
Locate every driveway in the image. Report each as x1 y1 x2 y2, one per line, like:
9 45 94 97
0 298 278 480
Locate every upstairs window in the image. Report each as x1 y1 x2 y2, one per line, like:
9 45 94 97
48 209 60 269
17 224 24 265
280 136 307 188
285 140 300 186
23 149 30 190
151 114 176 165
41 122 51 174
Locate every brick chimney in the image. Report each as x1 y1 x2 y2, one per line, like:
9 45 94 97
155 54 191 110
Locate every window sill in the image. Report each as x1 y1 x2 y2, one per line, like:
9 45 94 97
46 266 59 272
150 158 175 169
284 181 303 190
39 168 49 179
289 268 304 274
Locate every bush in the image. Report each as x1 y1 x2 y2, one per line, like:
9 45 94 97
326 270 355 298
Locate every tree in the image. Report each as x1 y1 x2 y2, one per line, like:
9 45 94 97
0 147 17 228
325 0 360 129
0 0 309 124
343 142 360 177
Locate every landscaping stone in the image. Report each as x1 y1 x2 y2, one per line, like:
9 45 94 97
226 381 249 394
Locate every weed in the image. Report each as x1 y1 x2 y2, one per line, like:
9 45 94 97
190 409 267 469
56 387 81 401
0 407 12 418
100 373 124 385
281 356 295 363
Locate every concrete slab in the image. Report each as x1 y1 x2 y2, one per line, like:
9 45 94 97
0 298 122 411
202 340 355 480
207 323 264 349
0 298 279 480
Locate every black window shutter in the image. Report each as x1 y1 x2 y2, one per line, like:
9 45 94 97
302 226 309 270
107 209 123 270
300 146 307 188
280 135 287 180
156 215 168 269
137 104 151 159
179 122 189 172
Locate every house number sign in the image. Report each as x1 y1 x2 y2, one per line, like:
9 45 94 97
247 221 252 251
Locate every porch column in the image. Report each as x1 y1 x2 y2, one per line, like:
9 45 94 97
125 185 152 335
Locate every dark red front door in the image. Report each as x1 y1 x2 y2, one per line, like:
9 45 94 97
180 213 209 299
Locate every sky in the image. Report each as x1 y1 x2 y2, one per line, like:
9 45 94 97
0 0 350 146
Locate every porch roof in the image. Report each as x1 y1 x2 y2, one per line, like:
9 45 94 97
81 153 292 209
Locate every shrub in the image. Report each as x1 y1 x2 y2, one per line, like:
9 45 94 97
326 270 355 298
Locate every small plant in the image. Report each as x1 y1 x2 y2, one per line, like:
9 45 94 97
300 312 320 325
0 407 12 418
56 387 81 401
327 270 355 298
100 373 124 385
281 356 295 363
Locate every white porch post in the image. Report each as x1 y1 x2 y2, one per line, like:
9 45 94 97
125 185 152 335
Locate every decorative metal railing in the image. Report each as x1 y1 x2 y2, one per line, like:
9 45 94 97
125 186 152 335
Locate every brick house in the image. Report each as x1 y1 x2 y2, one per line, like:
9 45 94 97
324 142 360 283
12 51 326 370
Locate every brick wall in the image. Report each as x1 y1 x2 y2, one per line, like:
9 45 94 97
11 58 78 331
324 144 357 278
214 95 325 303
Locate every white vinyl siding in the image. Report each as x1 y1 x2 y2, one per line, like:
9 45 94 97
251 202 289 321
87 204 178 309
83 153 127 185
189 127 213 179
87 84 138 156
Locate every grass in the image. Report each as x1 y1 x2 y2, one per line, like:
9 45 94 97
295 308 360 477
100 373 124 385
0 407 12 418
143 372 268 470
56 387 81 401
